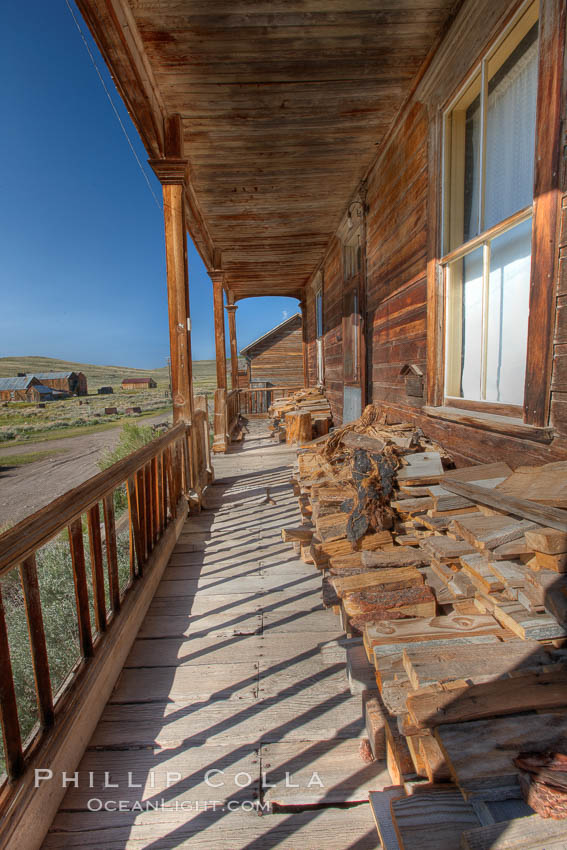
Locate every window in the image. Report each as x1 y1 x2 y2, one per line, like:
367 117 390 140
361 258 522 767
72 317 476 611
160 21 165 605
343 236 362 281
443 3 538 408
315 284 324 385
343 288 360 382
343 232 362 384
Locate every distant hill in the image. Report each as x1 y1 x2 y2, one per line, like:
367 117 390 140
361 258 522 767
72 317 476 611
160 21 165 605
0 356 218 391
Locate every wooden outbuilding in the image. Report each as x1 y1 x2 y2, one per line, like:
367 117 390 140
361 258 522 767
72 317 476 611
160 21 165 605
0 376 41 401
121 377 157 390
240 313 304 387
29 371 87 396
27 385 57 402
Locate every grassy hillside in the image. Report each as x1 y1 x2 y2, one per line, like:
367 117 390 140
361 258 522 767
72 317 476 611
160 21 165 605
0 356 219 392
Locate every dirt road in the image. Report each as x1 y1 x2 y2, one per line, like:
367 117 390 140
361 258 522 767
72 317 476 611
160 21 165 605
0 413 172 528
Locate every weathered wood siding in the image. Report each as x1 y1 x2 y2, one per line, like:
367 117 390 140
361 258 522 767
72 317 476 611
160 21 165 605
247 317 304 386
366 101 428 412
305 0 567 466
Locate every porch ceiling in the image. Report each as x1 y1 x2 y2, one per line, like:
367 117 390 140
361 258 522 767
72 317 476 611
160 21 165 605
79 0 459 300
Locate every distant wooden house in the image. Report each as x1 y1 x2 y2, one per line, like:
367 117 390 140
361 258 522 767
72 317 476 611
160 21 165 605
240 314 303 387
0 376 41 401
28 385 56 402
29 372 87 396
121 377 157 390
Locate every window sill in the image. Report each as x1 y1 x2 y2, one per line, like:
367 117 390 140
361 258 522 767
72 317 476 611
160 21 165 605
423 405 555 445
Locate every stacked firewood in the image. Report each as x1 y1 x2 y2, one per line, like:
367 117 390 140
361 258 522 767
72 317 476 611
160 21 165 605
268 387 332 444
282 403 567 845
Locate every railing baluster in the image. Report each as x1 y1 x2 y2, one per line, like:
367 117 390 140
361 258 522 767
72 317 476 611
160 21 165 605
87 505 106 633
127 477 144 578
0 582 24 779
103 494 120 612
155 454 161 535
173 443 180 505
151 455 160 543
20 555 54 730
68 519 93 660
144 464 152 555
160 451 167 528
165 446 175 518
183 430 191 496
136 468 147 561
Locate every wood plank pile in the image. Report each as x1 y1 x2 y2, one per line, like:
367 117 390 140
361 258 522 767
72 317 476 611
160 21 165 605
268 387 332 444
282 405 567 848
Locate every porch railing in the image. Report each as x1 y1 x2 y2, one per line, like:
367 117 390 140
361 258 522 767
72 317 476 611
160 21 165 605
213 386 303 451
0 409 211 843
238 385 302 415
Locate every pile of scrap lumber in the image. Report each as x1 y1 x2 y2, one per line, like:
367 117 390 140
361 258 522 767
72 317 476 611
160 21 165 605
268 387 332 444
282 405 567 848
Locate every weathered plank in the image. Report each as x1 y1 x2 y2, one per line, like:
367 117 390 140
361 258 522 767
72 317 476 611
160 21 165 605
449 515 539 551
461 815 567 850
262 740 391 805
435 713 567 796
360 547 431 568
402 640 551 689
125 635 262 667
54 745 260 810
365 614 503 650
110 662 259 703
524 526 567 554
442 463 513 482
397 452 444 483
391 790 480 849
495 461 567 507
331 566 423 597
44 806 380 849
369 788 405 850
407 669 567 728
442 481 567 533
420 536 477 562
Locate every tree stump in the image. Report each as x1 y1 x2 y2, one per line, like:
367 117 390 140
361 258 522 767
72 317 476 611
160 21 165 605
285 411 312 445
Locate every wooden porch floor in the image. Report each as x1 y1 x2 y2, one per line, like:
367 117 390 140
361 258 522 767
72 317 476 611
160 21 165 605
42 420 385 849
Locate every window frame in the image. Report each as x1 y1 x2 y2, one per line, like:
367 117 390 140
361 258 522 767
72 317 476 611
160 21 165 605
342 230 363 385
314 278 325 386
426 0 564 427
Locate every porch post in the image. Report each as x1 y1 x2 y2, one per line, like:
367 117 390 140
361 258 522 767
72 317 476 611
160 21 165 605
300 298 309 388
149 118 193 425
225 300 239 390
211 271 227 391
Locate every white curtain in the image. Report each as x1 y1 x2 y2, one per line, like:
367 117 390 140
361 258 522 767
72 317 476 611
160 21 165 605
484 34 538 230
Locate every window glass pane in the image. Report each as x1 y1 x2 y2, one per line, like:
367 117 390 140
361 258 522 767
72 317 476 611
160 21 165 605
316 291 323 338
485 218 532 404
446 248 484 400
463 97 481 241
484 24 538 229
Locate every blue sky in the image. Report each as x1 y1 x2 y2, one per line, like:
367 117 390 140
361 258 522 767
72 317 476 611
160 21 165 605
0 2 299 369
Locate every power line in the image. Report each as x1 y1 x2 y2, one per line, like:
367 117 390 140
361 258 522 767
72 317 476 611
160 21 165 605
64 0 162 211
